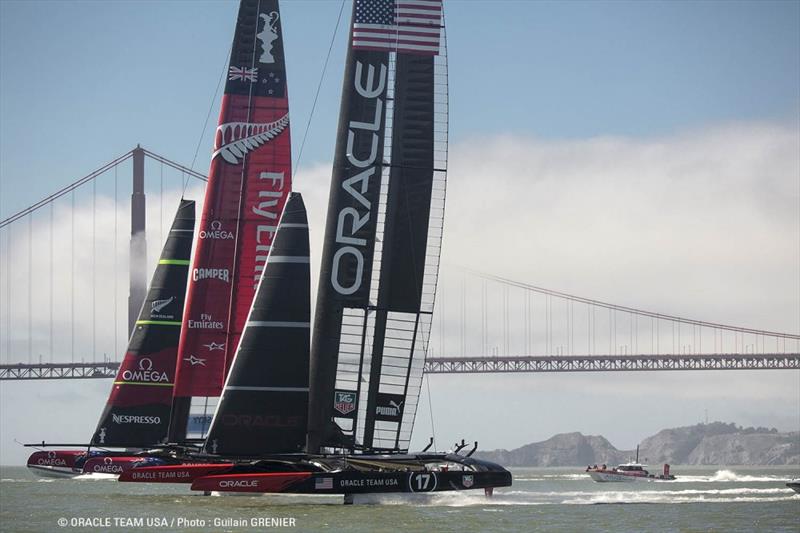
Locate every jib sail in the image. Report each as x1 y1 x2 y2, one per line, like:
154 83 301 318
171 0 292 441
307 0 448 453
92 200 195 447
204 192 310 456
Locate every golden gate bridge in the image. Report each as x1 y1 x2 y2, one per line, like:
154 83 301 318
1 147 798 380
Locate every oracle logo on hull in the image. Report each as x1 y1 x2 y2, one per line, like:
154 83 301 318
220 414 302 428
330 60 387 297
219 479 259 488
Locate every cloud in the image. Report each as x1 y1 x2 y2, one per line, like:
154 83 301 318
0 184 205 364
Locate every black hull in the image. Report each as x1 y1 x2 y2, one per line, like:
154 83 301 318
121 451 513 495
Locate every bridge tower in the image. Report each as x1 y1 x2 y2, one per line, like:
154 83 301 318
128 145 146 335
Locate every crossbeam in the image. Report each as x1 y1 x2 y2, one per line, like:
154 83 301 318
1 354 798 380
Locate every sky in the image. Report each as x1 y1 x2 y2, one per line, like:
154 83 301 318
0 0 799 464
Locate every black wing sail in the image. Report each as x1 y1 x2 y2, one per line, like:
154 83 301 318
308 0 447 453
92 200 195 447
204 192 310 456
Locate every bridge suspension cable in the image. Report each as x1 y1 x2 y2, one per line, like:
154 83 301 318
0 148 207 230
456 267 800 340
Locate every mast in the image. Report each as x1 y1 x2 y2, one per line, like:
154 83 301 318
170 0 292 442
204 193 310 456
308 0 447 453
93 200 194 447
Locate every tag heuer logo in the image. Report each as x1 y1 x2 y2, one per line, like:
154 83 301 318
334 392 356 415
462 474 474 488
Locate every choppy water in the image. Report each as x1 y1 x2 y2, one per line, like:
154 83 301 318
1 465 798 532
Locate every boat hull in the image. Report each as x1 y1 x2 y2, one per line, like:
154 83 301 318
787 481 800 494
191 469 512 495
26 450 86 478
588 470 643 482
587 470 675 482
81 456 162 476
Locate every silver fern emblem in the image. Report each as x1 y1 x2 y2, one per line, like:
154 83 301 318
212 113 289 164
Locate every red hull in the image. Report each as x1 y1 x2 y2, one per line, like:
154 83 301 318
82 456 143 475
118 463 235 483
27 450 84 468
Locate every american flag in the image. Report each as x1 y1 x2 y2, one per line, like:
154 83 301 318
352 0 442 55
315 477 333 490
228 66 259 82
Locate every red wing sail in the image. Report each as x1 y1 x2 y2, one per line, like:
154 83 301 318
171 0 292 440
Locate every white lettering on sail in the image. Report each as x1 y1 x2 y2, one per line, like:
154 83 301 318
252 171 285 288
331 246 364 295
192 268 230 282
342 168 373 209
354 62 387 99
336 208 369 246
330 60 386 296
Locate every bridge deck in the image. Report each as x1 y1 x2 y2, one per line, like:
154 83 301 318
1 354 797 380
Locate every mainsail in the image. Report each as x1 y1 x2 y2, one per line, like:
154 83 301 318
171 0 292 441
92 200 195 447
204 192 310 456
307 0 447 453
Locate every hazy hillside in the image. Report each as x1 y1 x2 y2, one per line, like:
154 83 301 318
475 422 799 466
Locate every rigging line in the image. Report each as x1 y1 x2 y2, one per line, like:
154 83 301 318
92 178 96 361
114 166 118 360
160 162 164 246
27 214 31 363
293 0 347 177
50 203 54 363
71 190 75 364
425 373 437 452
184 42 232 196
4 229 9 363
217 2 263 404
